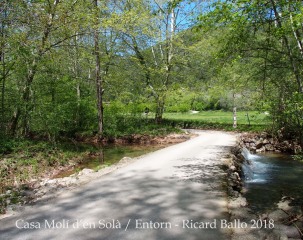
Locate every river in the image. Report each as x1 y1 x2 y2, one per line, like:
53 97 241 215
242 149 303 212
53 143 167 178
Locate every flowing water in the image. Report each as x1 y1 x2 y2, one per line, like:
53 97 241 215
242 148 303 212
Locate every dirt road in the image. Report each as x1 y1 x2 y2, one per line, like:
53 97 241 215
0 130 236 240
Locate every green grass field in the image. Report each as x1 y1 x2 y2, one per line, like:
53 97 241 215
163 111 269 125
159 111 271 132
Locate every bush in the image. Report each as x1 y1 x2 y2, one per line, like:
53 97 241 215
192 102 205 111
0 138 15 154
166 103 191 113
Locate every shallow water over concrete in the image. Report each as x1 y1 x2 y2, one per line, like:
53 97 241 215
53 144 166 178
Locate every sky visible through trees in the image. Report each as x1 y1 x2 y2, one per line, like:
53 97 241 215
0 0 302 144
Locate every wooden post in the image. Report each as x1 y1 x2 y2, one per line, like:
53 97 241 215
233 107 237 128
246 112 251 126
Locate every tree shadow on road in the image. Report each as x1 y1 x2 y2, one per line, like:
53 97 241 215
0 168 231 240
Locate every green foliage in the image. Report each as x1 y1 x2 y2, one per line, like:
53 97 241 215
165 88 229 113
197 0 303 143
0 0 302 149
0 138 16 155
269 92 303 141
292 154 303 162
102 101 178 137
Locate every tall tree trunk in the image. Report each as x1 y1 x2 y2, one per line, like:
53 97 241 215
155 4 176 124
288 3 303 57
76 83 81 128
9 58 38 136
9 108 20 136
9 0 60 136
22 60 37 136
0 60 5 133
72 34 81 129
232 92 237 128
165 5 175 86
270 0 303 93
94 0 103 139
0 33 5 133
155 95 165 124
0 4 7 134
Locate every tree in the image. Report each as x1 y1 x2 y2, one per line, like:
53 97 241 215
199 0 303 142
93 0 104 138
5 0 88 136
112 0 203 123
0 0 19 135
0 0 9 134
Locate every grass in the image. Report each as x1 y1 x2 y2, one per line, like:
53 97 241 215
0 140 86 193
159 110 271 132
164 111 269 124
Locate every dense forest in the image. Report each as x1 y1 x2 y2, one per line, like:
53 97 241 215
0 0 302 144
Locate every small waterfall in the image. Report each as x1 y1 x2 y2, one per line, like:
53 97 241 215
241 148 268 183
241 148 255 181
242 147 253 160
242 147 261 161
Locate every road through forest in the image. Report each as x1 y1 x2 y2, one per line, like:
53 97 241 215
0 130 236 240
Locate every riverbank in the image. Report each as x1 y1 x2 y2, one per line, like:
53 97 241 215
0 132 194 215
224 134 303 239
1 157 142 219
239 132 302 154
